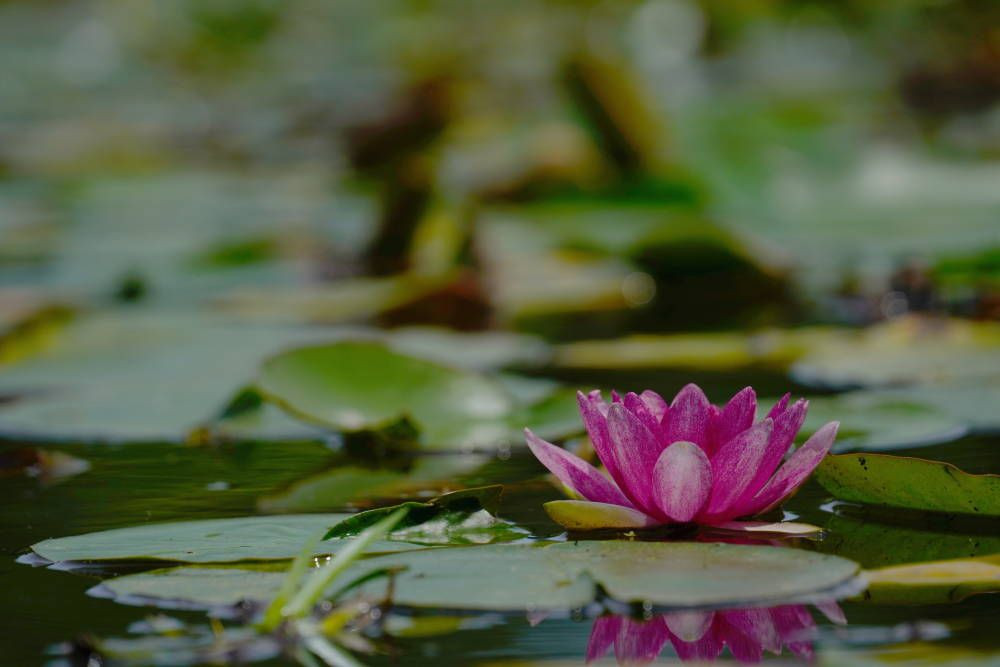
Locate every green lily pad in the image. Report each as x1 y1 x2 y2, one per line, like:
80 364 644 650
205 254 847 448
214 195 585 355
815 453 1000 516
256 454 489 514
793 317 1000 389
801 392 968 452
862 554 1000 605
258 341 581 451
553 328 829 371
821 644 1000 666
0 313 566 445
258 341 512 440
29 514 419 566
95 541 860 612
880 382 1000 435
0 312 341 443
213 273 456 325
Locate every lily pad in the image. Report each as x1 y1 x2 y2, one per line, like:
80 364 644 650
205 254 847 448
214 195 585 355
801 392 967 452
258 341 581 451
0 313 567 446
879 382 1000 435
213 272 458 326
552 328 828 371
256 455 488 514
95 541 860 612
862 554 1000 605
28 514 418 566
792 316 1000 389
814 453 1000 517
0 312 342 443
258 341 511 437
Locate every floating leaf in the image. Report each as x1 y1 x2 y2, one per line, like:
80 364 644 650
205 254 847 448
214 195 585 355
553 328 826 371
0 313 565 445
879 382 1000 435
802 392 967 452
213 273 455 325
258 341 580 451
256 455 487 514
29 514 419 566
793 316 1000 389
0 313 341 443
96 541 859 612
862 554 1000 605
258 341 511 439
821 643 1000 667
814 453 1000 517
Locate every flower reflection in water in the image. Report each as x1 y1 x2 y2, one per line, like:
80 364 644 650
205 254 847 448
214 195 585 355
586 602 846 664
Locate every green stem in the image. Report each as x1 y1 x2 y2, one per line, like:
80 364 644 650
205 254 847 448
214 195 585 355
283 507 408 619
259 531 323 631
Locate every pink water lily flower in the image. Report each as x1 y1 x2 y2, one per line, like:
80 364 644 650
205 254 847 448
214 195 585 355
524 384 838 530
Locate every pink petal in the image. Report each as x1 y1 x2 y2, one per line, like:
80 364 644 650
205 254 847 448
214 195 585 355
605 403 664 513
614 618 670 665
623 392 663 441
771 605 818 660
733 399 808 509
766 393 790 420
719 620 763 663
586 616 622 663
663 383 712 450
701 419 774 520
669 624 723 662
640 390 668 423
788 641 814 660
745 421 839 515
577 391 622 484
722 609 780 654
524 428 631 507
652 441 712 522
772 605 817 652
815 600 847 625
710 387 756 453
663 611 714 642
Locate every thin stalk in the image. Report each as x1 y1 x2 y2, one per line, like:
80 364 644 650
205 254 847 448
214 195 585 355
259 531 323 631
283 507 408 619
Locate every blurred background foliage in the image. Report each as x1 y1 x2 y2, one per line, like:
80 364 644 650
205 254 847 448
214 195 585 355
1 0 998 337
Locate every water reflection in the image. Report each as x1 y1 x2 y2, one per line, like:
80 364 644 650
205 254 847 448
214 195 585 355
586 602 845 664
